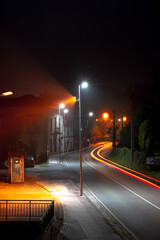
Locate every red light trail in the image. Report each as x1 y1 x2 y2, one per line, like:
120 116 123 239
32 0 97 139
90 143 160 191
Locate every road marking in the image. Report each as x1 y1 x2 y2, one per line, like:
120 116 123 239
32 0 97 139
83 154 160 211
64 152 139 239
84 183 139 240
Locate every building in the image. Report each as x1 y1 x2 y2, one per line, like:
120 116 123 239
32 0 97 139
47 112 74 156
0 95 74 167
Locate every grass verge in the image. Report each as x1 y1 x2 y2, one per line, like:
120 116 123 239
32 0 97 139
107 147 160 181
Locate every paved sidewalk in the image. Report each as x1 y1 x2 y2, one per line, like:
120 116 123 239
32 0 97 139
0 173 53 200
36 178 122 240
0 153 130 240
34 154 123 240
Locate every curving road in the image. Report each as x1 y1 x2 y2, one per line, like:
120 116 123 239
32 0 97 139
65 142 160 240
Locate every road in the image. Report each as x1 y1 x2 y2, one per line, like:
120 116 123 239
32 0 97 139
26 142 160 240
65 143 160 240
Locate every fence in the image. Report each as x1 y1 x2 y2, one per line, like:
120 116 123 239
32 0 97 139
0 200 54 222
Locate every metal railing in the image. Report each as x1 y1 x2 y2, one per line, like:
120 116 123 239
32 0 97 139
0 200 54 222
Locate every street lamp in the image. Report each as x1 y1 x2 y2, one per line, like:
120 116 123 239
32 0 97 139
0 91 13 96
78 81 88 196
102 112 109 119
59 103 65 132
59 103 65 111
64 109 68 114
81 81 88 89
63 109 69 153
89 112 93 117
58 103 65 161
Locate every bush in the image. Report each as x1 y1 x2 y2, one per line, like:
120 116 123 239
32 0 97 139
119 147 130 160
108 147 147 172
134 150 146 164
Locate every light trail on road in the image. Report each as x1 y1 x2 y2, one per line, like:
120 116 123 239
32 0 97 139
90 142 160 191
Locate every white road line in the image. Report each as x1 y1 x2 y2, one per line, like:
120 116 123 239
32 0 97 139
83 154 160 211
64 151 139 239
84 184 139 240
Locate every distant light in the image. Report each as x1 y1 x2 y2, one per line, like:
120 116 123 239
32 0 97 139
1 91 13 96
102 112 109 119
81 82 88 89
123 116 127 122
89 112 93 117
59 103 65 109
118 118 121 122
64 109 68 114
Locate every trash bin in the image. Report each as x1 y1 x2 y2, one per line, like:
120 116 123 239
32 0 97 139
8 152 24 183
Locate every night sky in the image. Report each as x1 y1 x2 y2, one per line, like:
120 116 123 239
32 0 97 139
0 1 155 113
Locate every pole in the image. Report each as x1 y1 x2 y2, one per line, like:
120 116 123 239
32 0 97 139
131 95 134 164
78 84 83 196
112 110 116 151
122 113 123 130
59 108 61 163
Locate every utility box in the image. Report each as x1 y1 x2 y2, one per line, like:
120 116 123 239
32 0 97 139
8 152 24 183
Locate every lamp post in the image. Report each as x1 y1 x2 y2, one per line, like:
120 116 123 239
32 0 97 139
78 81 88 196
63 109 68 152
59 103 65 162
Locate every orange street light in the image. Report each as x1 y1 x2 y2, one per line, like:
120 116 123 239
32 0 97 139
102 112 109 119
1 91 13 96
65 96 77 104
123 116 127 122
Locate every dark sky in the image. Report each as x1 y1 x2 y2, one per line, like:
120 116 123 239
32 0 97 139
0 0 154 113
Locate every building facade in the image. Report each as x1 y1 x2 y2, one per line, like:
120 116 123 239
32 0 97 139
0 95 74 167
47 112 73 156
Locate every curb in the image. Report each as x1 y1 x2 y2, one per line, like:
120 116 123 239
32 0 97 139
83 184 139 240
34 182 64 240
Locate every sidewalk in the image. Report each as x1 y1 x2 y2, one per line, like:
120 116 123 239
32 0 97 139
0 172 53 200
35 154 124 240
0 153 131 240
36 179 122 240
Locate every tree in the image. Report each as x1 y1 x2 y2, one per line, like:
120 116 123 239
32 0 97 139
139 120 152 151
118 124 131 148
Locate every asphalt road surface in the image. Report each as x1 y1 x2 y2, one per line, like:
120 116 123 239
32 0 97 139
26 142 160 240
65 143 160 240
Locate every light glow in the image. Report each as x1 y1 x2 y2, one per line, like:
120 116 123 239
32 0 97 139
59 103 65 109
102 112 109 119
65 96 77 104
81 81 88 89
50 185 74 196
90 143 160 191
1 91 13 96
123 116 127 122
89 112 93 117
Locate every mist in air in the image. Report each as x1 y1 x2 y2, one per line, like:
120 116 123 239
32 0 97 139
0 33 72 104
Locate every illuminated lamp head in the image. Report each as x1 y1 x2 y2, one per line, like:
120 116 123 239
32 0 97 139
102 112 109 119
123 116 127 122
